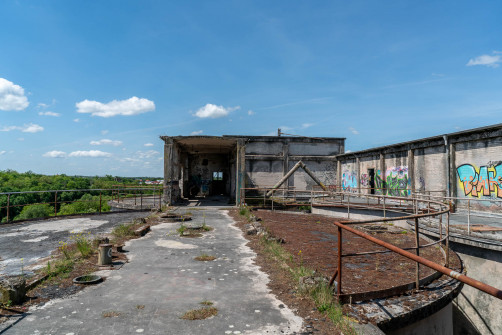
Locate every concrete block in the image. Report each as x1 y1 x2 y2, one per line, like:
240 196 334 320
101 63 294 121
0 276 26 305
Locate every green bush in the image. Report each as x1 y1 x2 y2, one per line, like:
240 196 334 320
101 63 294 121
15 203 54 220
58 194 110 215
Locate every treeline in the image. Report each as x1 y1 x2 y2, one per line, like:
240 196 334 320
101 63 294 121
0 170 155 222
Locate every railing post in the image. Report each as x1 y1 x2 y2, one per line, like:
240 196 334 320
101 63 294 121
54 191 58 217
6 194 10 223
337 226 342 298
414 217 420 289
446 211 450 267
263 190 266 207
134 189 137 206
140 189 143 210
383 195 386 218
159 187 162 211
347 195 350 219
467 199 471 235
99 191 102 214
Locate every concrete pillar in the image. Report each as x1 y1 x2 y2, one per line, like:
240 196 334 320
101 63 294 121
336 159 342 191
356 157 361 194
449 142 456 200
163 139 173 205
380 153 386 194
235 140 246 205
283 143 289 190
408 149 415 195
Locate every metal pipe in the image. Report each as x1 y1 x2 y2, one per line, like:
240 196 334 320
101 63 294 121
333 221 502 300
337 226 342 297
6 194 10 223
414 217 420 289
468 199 471 235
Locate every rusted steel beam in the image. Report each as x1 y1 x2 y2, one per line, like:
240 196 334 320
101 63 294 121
333 221 502 300
266 161 328 197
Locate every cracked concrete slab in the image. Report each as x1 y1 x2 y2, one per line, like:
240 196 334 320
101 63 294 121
1 209 303 335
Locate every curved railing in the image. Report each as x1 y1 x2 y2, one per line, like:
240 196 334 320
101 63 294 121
241 187 502 301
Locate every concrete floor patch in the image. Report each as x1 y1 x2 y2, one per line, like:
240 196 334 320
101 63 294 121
154 239 198 249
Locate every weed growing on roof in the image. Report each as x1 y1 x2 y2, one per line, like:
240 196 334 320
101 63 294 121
181 307 218 320
200 300 213 306
194 253 216 261
70 232 94 258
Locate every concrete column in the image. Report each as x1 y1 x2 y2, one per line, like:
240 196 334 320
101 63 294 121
449 142 456 199
380 153 386 194
356 157 361 194
408 149 415 195
235 140 246 205
163 140 174 204
283 143 289 189
336 159 342 191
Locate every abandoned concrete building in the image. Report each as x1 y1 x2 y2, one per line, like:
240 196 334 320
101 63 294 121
160 134 344 205
162 123 502 211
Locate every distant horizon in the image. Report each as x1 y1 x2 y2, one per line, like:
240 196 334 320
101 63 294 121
1 1 501 176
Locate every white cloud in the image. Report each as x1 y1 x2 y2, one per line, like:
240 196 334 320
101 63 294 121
248 110 255 115
43 150 66 158
194 103 240 118
38 111 61 117
0 150 6 155
345 150 352 153
301 123 314 129
144 143 154 147
17 137 24 141
0 78 29 111
90 139 123 146
190 130 203 135
101 130 109 135
1 123 44 133
37 102 49 108
136 150 160 159
349 127 359 135
466 53 501 68
76 96 155 117
69 150 111 157
73 118 80 122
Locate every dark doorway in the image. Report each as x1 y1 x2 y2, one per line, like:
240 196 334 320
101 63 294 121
368 168 375 194
211 171 226 195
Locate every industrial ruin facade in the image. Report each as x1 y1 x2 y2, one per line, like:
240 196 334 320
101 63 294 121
160 135 345 205
162 123 502 211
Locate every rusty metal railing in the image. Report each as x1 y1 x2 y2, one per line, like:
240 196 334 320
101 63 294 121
0 186 164 224
331 220 502 301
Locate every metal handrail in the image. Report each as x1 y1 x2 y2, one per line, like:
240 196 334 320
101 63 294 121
332 220 502 300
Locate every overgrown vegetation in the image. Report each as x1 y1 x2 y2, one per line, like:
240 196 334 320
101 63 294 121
0 169 160 222
239 206 357 334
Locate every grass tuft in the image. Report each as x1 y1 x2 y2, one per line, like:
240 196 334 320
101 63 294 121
181 307 218 320
194 253 217 261
200 300 213 306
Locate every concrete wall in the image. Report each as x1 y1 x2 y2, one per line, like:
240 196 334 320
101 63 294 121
387 303 453 335
451 242 502 335
336 124 502 211
244 137 343 192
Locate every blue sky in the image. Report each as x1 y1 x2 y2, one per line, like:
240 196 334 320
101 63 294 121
1 1 501 177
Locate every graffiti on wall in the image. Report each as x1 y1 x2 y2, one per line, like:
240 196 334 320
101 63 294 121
376 166 410 196
360 173 369 187
342 170 357 191
457 163 502 199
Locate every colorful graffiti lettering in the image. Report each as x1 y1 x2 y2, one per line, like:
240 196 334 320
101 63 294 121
457 164 502 198
375 166 410 196
342 171 357 191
